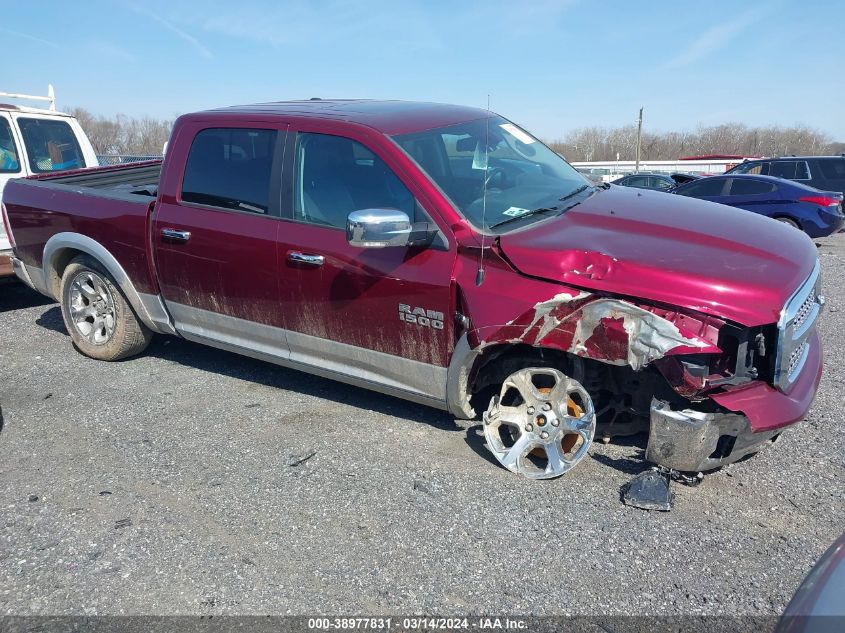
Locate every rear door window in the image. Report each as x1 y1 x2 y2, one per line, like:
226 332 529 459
816 158 845 180
727 179 777 195
626 175 650 187
675 178 726 197
769 161 809 180
17 117 85 173
731 162 767 175
181 128 278 215
0 117 20 173
650 176 673 190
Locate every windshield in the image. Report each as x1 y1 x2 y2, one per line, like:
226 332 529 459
393 116 590 232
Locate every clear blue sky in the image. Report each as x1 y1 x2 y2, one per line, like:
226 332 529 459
4 0 844 140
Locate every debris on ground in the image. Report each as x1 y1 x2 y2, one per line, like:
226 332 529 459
622 468 674 511
622 466 704 511
288 451 316 467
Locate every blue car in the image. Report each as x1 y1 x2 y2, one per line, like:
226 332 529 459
672 174 845 238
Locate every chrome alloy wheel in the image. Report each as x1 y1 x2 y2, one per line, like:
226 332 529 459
69 271 117 345
483 368 596 479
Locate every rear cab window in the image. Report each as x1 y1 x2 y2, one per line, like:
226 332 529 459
0 116 20 173
181 127 279 215
16 117 85 173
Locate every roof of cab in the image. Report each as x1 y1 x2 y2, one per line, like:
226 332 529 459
204 99 490 135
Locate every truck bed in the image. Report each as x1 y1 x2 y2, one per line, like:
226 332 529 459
3 161 162 297
37 161 163 199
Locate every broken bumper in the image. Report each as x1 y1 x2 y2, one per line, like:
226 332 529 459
646 401 783 472
646 331 822 472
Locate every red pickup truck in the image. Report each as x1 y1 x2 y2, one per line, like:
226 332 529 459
1 100 824 479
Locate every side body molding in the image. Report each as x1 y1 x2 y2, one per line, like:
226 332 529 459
42 232 176 335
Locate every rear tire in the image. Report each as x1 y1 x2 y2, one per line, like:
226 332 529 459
60 255 152 361
776 217 800 229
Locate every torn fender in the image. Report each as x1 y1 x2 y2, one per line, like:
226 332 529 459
473 294 721 371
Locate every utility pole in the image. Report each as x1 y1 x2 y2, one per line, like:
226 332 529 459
635 106 643 172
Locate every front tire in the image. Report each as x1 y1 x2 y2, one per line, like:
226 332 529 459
60 255 152 361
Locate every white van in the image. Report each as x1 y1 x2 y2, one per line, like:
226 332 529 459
0 85 98 277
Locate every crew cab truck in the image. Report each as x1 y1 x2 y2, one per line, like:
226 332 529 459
2 100 824 479
0 85 99 277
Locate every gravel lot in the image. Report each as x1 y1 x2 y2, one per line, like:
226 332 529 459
0 235 843 617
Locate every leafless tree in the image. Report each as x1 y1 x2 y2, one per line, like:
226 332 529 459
68 107 173 156
547 122 837 161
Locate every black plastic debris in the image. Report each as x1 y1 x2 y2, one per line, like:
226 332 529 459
114 517 132 529
670 469 704 487
288 451 316 468
27 494 39 503
622 468 674 511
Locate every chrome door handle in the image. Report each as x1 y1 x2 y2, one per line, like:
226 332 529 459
288 251 324 266
161 228 191 242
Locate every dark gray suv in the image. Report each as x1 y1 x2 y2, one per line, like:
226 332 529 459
727 156 845 195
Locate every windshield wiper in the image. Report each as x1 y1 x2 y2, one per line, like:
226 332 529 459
488 185 595 230
489 206 559 230
559 184 592 202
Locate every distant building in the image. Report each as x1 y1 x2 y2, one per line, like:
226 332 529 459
571 155 761 182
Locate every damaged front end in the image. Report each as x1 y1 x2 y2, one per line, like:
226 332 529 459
457 258 825 476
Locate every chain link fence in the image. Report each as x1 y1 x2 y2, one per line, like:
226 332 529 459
97 155 162 166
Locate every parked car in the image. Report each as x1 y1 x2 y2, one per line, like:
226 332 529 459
612 172 677 191
727 155 845 196
672 174 844 237
2 100 824 480
612 172 701 191
776 533 845 633
0 85 99 278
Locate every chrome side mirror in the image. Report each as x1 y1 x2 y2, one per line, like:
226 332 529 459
346 208 412 248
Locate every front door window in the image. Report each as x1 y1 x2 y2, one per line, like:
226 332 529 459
293 132 417 229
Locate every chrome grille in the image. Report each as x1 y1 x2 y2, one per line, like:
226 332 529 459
774 261 821 391
792 292 815 332
787 341 809 380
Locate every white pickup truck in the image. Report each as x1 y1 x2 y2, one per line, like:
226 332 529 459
0 85 98 277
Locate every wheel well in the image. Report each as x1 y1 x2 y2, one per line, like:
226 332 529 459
468 344 588 413
772 214 801 229
465 342 689 439
47 247 85 298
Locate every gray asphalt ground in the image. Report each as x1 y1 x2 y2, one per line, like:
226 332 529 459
0 235 843 617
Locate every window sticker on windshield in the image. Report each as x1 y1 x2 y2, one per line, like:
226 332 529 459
502 206 531 217
500 123 536 145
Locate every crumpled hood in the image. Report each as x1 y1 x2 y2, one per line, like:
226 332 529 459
498 186 818 326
